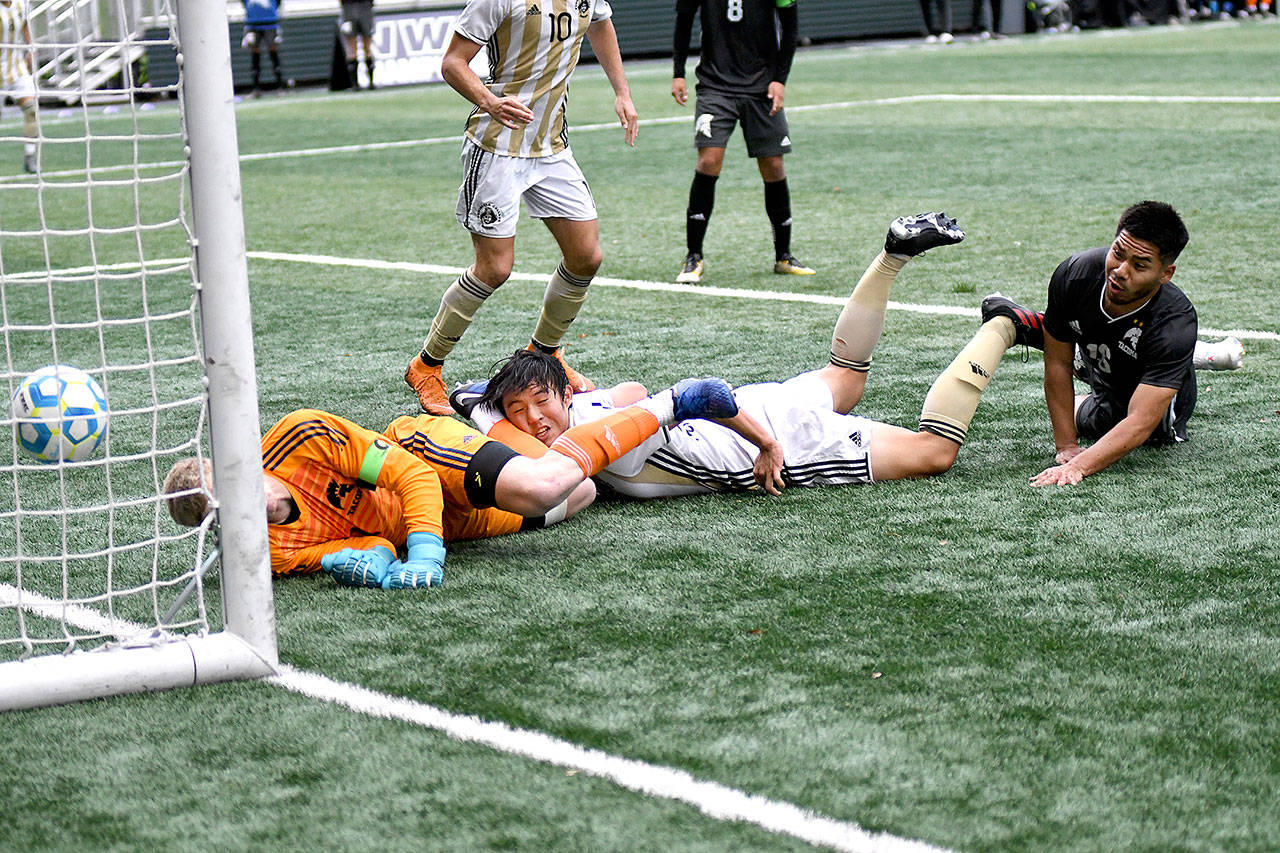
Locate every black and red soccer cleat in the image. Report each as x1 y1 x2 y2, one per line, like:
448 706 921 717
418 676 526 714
981 292 1045 350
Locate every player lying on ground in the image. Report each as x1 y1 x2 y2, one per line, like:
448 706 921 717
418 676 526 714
452 213 1027 496
161 380 736 590
978 200 1240 487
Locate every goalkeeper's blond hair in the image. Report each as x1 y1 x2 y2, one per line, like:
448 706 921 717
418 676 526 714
162 458 213 527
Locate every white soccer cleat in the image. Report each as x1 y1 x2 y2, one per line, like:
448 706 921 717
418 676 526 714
1193 337 1244 371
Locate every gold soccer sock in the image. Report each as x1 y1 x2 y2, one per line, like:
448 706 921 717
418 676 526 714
918 318 1015 444
531 263 592 351
829 251 907 372
421 269 495 362
549 408 660 477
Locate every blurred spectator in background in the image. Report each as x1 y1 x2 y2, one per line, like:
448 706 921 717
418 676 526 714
242 0 287 96
972 0 1006 35
339 0 375 89
919 0 954 41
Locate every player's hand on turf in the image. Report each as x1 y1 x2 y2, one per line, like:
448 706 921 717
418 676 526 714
381 532 446 590
488 96 534 129
616 95 638 146
321 545 394 588
767 82 785 116
753 441 786 496
1029 463 1084 487
671 77 688 106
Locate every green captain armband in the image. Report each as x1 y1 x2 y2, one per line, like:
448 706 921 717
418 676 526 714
356 438 392 489
776 0 796 7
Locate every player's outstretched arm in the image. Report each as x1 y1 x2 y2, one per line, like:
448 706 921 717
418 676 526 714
586 20 638 146
1030 383 1177 487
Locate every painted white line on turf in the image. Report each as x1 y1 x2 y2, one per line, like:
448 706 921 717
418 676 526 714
4 90 1274 185
1 583 948 853
273 664 949 853
247 249 1280 343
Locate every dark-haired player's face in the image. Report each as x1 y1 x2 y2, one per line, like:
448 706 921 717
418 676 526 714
502 383 573 446
1103 230 1174 313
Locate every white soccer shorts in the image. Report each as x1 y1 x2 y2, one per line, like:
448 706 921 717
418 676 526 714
636 373 877 492
1 72 37 104
455 139 597 238
728 373 877 487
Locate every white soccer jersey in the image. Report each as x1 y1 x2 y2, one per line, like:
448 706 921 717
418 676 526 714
453 0 612 158
472 374 878 499
0 0 32 86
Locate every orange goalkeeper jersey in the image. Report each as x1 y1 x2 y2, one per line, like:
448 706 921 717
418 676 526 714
383 414 526 542
262 409 445 576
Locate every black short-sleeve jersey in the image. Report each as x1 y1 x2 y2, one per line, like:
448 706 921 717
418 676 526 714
1042 246 1198 408
675 0 795 95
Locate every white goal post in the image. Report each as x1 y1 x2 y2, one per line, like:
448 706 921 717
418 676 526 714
1 0 277 710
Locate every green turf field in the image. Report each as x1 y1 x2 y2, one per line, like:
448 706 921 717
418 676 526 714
4 19 1280 852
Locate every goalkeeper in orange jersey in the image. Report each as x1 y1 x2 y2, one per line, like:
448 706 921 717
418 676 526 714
162 378 737 590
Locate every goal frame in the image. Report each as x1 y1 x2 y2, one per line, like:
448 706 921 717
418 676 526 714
0 0 278 712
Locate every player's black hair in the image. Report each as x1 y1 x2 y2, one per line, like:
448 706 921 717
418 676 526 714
1115 201 1189 263
478 349 571 417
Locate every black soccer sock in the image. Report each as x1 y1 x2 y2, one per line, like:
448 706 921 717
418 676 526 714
251 53 261 87
365 57 375 86
764 178 792 260
686 171 718 255
347 59 359 85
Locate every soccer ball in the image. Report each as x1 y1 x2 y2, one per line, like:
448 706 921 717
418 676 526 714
10 365 108 463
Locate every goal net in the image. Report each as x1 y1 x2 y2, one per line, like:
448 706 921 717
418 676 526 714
1 0 277 710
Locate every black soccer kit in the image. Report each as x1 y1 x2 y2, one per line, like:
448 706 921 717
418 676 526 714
673 0 797 96
1042 246 1198 442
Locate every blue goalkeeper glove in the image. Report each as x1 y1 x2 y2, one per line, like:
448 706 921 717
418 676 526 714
320 545 394 589
383 531 446 589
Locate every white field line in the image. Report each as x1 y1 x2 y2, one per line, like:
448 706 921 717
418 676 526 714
248 249 1280 343
3 90 1276 185
1 582 947 853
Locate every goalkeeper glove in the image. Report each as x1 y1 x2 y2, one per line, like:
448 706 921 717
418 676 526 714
321 545 394 589
383 531 446 589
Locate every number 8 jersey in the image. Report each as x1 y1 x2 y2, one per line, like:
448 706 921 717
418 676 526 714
453 0 613 158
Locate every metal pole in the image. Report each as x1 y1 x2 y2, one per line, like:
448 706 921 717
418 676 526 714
173 0 277 666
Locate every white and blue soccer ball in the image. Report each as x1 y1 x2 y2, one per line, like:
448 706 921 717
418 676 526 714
10 364 108 463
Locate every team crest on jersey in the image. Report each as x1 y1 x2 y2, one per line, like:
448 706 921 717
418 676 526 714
326 480 356 509
1118 326 1142 358
477 203 503 228
577 0 590 15
696 113 714 137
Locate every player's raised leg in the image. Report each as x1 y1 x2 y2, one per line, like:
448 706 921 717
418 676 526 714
815 212 965 413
